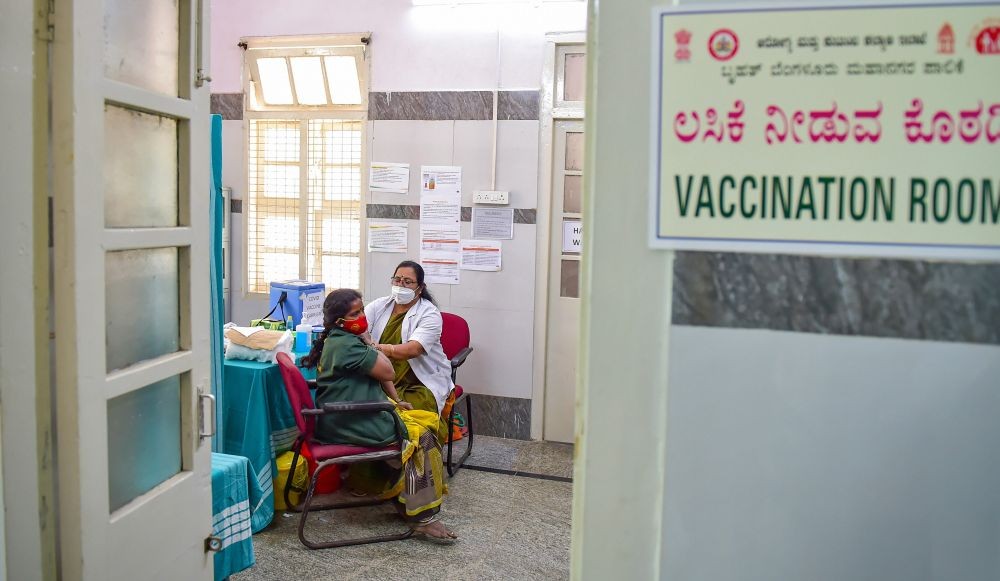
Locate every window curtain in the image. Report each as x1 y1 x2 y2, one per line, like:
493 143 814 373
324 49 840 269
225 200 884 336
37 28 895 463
210 114 226 450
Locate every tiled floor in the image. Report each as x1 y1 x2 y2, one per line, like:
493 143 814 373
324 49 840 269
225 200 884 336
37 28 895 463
233 436 574 581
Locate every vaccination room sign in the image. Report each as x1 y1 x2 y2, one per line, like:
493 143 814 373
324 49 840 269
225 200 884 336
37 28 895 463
650 2 1000 259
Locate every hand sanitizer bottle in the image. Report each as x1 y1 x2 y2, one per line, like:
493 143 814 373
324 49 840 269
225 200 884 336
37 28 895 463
295 322 312 352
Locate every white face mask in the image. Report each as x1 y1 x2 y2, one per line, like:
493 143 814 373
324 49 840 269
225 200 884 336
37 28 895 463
391 285 417 305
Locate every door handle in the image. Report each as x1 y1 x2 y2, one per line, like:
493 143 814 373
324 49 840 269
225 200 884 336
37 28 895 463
199 392 216 440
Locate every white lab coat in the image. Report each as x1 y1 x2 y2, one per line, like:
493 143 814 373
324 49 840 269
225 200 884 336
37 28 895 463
365 296 454 412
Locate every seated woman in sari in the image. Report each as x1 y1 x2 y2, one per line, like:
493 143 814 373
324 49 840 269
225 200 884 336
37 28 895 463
365 260 455 441
300 288 457 541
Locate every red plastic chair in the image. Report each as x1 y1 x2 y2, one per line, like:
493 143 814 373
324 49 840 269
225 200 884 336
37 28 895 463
440 312 474 476
275 352 413 549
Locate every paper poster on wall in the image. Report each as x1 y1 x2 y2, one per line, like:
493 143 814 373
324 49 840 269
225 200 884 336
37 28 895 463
421 165 462 195
460 239 502 271
563 220 582 253
471 207 515 240
651 3 1000 260
369 162 410 194
301 292 324 326
420 223 461 254
420 192 462 224
367 221 408 253
421 254 460 285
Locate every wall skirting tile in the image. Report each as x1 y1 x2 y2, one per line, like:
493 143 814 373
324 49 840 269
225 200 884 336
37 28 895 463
672 252 1000 345
466 394 531 440
213 90 541 121
367 204 537 224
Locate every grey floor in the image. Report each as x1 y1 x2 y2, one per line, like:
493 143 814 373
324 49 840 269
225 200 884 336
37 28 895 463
233 436 574 581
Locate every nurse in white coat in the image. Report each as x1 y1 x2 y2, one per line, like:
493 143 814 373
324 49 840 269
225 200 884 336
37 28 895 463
366 260 455 439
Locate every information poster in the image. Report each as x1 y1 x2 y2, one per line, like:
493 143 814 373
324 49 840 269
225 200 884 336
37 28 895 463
421 165 462 195
420 193 462 224
563 220 582 253
472 207 515 239
367 221 408 253
422 255 461 284
460 239 503 271
651 3 1000 259
369 162 410 194
420 224 461 254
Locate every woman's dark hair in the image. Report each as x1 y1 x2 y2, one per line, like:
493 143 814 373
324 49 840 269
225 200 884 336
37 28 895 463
300 288 362 369
395 260 435 305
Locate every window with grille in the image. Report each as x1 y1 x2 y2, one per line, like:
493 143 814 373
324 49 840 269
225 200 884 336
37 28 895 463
243 35 368 295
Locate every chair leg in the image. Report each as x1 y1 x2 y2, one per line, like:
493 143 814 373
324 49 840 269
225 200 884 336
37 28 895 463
446 393 474 477
283 439 306 512
297 459 414 549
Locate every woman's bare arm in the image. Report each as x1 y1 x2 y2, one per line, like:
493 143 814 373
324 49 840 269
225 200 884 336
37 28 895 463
368 349 396 382
376 340 425 361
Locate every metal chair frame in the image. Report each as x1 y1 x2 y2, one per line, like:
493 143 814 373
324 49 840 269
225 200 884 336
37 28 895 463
441 313 474 476
276 353 413 549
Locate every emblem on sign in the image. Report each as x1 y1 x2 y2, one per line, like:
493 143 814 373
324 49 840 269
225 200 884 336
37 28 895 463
708 28 739 61
675 29 692 62
937 22 955 54
970 19 1000 54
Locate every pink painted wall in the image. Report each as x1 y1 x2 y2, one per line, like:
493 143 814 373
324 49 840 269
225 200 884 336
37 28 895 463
210 0 586 93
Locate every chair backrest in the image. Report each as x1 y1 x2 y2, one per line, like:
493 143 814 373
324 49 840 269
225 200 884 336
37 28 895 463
439 312 471 360
276 352 316 439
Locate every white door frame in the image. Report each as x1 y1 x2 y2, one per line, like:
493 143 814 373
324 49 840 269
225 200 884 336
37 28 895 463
0 0 51 579
531 32 586 440
52 0 214 577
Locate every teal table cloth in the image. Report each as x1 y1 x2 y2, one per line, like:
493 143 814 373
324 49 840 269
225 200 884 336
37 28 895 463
220 359 299 532
211 453 259 581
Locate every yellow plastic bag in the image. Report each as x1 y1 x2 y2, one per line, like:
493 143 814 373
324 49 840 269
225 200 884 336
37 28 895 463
273 451 309 511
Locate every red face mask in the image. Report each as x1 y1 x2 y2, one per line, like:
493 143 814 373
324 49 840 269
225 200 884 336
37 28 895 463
340 314 368 335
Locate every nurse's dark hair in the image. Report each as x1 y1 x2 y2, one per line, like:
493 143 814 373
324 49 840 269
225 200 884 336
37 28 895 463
300 288 362 369
395 260 435 305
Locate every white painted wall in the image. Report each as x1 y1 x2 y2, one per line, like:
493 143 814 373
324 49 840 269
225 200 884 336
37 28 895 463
214 0 585 402
211 0 586 92
665 327 1000 581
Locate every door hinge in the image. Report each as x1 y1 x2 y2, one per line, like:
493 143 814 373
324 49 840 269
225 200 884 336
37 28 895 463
204 536 222 553
35 0 55 42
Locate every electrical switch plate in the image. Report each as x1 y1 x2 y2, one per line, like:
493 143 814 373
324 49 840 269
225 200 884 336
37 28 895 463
473 190 509 205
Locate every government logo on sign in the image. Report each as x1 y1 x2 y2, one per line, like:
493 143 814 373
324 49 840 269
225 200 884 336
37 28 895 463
675 29 692 62
708 28 739 61
970 19 1000 54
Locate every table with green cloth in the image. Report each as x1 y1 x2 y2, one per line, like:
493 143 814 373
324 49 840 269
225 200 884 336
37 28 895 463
211 452 260 581
220 359 300 532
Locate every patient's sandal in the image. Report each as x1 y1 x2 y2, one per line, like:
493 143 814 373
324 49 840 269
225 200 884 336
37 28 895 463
410 518 458 543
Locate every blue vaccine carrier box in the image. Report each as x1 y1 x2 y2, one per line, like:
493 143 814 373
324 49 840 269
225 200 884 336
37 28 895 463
269 280 326 328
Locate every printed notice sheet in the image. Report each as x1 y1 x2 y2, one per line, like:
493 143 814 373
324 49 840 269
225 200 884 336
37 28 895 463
301 291 324 326
369 162 410 194
420 193 462 224
420 224 461 284
421 254 460 285
563 220 582 253
420 224 461 254
471 207 514 240
367 221 408 253
421 165 462 195
460 239 502 271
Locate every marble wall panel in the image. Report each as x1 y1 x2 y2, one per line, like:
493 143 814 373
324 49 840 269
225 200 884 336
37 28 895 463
468 394 532 440
673 252 1000 345
210 93 243 120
